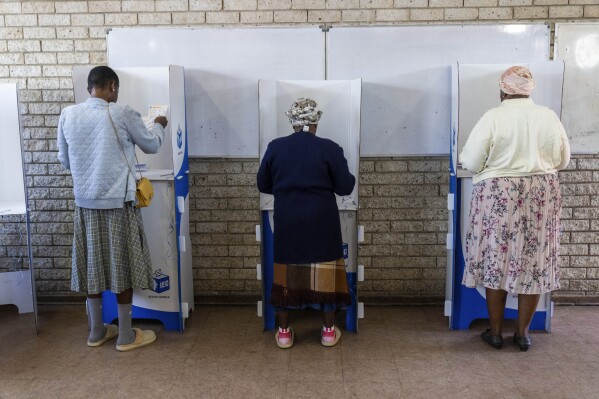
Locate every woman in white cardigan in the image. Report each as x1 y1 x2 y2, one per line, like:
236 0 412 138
459 66 571 351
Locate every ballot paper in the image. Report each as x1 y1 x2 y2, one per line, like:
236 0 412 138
143 105 168 129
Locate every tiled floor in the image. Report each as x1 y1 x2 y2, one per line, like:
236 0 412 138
1 304 598 399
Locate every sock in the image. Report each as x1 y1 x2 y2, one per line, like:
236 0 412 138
117 303 136 345
87 298 107 343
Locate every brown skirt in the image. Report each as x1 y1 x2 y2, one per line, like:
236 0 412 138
270 258 351 308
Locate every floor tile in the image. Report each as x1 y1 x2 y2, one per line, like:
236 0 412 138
1 304 598 398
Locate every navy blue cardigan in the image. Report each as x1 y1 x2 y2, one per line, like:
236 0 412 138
257 131 356 264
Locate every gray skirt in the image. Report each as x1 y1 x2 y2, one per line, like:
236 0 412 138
71 203 153 295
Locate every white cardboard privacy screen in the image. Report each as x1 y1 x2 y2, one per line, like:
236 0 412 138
259 80 361 211
0 84 26 215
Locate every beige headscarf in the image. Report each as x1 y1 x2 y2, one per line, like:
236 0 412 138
285 98 322 126
500 66 536 96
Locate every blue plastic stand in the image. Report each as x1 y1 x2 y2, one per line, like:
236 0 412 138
101 291 182 331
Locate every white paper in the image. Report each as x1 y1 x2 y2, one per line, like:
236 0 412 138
143 105 168 129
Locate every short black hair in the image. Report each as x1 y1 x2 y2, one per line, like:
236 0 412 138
87 66 119 92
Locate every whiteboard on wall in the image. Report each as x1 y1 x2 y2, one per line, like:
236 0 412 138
555 23 599 154
0 84 26 215
327 25 550 156
258 79 361 211
107 27 325 157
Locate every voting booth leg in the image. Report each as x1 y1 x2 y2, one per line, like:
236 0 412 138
340 211 359 333
25 212 38 332
345 272 358 333
260 210 276 331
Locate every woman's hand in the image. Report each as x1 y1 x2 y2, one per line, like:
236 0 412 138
154 116 168 127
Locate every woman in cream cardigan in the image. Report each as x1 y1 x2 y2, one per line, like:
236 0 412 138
459 66 570 351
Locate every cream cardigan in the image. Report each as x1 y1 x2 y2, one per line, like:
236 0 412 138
459 98 571 184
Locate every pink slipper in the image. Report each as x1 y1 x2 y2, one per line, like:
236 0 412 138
276 327 294 349
321 325 341 347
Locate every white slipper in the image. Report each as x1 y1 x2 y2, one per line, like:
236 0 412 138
87 324 118 347
116 328 156 352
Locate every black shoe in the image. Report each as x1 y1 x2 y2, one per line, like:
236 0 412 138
513 334 531 351
481 328 503 349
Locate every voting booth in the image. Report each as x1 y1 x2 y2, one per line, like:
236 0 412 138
257 79 365 332
0 83 38 331
446 62 565 331
73 65 193 332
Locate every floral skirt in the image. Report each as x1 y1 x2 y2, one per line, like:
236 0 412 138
462 174 562 294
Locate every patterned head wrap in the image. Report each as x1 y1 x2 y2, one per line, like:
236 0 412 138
285 98 322 126
499 66 536 96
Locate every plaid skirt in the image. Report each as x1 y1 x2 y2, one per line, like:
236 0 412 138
270 258 351 309
462 174 562 294
71 203 153 295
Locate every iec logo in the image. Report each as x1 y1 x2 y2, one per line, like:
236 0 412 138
342 243 349 269
151 269 170 293
176 124 183 149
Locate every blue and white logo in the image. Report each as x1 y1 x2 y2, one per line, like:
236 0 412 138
176 124 183 149
151 269 170 293
342 243 349 268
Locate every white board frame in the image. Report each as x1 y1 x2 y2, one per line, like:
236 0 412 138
555 23 599 154
107 27 325 158
327 25 551 156
107 25 550 157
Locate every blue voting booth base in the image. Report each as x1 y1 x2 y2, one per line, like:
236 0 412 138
261 211 358 333
101 291 183 331
450 177 549 331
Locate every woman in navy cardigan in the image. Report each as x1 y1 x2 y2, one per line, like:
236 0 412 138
257 98 356 349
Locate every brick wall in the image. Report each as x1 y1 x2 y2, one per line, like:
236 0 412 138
0 0 598 304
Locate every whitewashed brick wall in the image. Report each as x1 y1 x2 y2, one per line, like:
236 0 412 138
0 0 597 304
